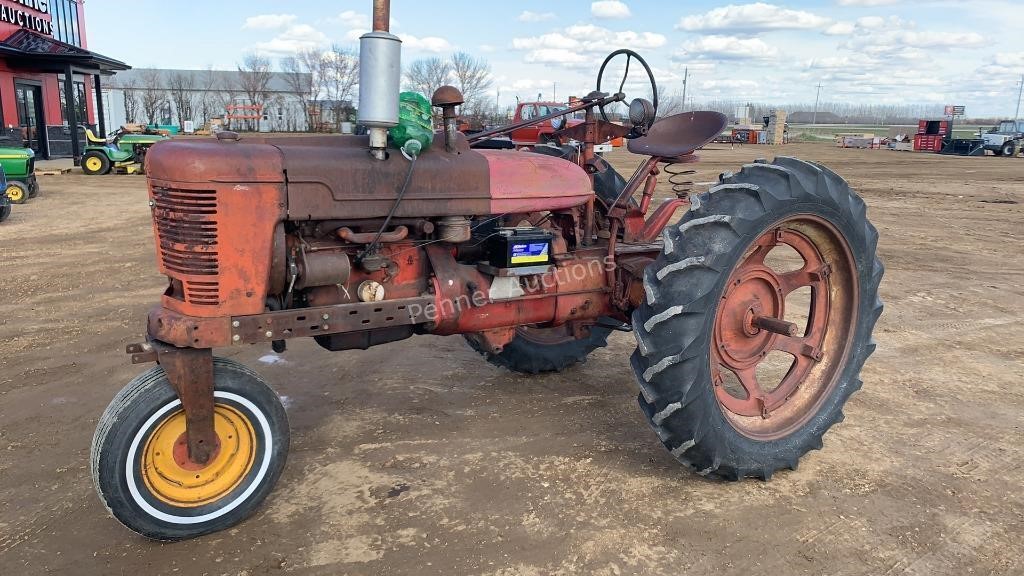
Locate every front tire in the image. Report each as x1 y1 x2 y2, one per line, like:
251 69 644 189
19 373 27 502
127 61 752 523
5 181 29 204
91 357 289 540
630 157 883 480
1001 142 1016 157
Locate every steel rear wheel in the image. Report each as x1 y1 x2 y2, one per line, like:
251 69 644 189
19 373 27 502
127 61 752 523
630 157 883 480
91 358 289 540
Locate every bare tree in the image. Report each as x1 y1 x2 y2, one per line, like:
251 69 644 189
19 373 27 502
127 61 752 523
450 52 491 106
139 69 166 126
297 49 328 130
281 54 316 131
323 45 359 130
167 71 196 128
404 56 450 99
197 66 219 128
118 76 140 124
237 53 273 131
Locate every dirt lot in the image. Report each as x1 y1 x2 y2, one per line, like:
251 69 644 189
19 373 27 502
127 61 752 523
1 143 1022 575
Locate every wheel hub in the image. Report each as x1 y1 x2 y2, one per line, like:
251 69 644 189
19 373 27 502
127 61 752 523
716 266 783 368
141 403 256 507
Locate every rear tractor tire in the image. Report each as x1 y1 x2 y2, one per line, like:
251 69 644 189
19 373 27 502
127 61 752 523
5 180 29 204
91 357 289 540
82 152 111 175
631 157 883 480
0 202 10 222
466 322 613 374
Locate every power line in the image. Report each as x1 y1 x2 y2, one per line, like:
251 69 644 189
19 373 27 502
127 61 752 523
812 83 823 125
680 67 688 112
1015 74 1023 121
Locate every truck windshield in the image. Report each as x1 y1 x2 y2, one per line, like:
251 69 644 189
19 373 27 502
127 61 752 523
537 106 566 116
998 121 1016 132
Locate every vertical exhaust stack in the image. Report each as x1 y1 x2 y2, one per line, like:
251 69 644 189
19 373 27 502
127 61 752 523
357 0 401 160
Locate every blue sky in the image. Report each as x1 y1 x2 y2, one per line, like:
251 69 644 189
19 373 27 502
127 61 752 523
85 1 1024 116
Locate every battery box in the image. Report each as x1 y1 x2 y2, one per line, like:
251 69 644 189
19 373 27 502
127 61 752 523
486 227 553 268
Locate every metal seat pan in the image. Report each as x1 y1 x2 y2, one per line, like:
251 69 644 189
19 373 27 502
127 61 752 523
627 111 728 158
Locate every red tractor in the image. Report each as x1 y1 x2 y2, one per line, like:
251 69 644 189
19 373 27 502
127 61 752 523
91 1 883 541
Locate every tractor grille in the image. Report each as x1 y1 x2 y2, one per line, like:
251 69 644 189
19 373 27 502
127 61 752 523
152 186 221 306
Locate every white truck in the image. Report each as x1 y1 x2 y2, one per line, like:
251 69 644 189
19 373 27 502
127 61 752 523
983 119 1024 156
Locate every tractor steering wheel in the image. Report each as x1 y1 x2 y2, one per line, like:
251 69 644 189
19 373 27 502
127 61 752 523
596 49 658 136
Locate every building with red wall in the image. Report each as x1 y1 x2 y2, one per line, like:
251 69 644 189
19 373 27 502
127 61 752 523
0 0 128 161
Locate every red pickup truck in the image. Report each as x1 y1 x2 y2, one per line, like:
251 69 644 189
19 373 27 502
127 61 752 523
509 101 583 146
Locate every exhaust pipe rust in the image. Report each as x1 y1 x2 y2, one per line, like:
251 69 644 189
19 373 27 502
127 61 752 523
373 0 390 32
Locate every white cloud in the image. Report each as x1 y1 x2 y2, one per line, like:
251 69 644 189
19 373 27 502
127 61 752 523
518 11 556 22
856 16 886 29
700 79 759 91
677 3 830 32
837 0 900 5
254 24 328 55
591 1 632 19
512 23 664 66
524 49 590 65
479 44 497 53
242 14 297 30
894 30 984 49
333 10 370 30
677 35 779 60
824 22 856 35
993 52 1024 68
398 34 452 53
513 33 578 51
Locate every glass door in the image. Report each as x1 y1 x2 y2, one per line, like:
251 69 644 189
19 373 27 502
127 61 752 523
15 83 45 154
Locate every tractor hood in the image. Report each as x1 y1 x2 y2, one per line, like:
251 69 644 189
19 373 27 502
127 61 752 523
147 133 593 221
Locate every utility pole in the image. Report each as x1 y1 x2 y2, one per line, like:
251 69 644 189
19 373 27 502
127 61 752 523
553 82 557 101
680 67 688 112
812 83 823 125
1015 74 1023 121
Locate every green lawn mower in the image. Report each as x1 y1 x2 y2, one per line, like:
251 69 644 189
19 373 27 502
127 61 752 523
81 128 168 175
0 166 11 223
0 146 37 204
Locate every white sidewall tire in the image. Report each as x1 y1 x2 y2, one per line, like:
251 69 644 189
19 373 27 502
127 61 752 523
124 391 273 525
91 358 289 540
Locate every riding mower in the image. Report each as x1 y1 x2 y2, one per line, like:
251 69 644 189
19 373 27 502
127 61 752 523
91 0 883 541
0 165 10 222
81 127 168 175
0 145 37 204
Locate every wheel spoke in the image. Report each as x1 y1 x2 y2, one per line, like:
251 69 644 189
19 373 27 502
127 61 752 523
618 54 632 94
772 334 821 360
733 366 764 398
778 267 814 294
744 234 777 266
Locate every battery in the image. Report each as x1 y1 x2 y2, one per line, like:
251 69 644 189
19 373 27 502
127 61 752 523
486 227 553 268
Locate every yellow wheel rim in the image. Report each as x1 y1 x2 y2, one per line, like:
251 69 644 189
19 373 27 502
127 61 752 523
6 185 23 202
141 403 257 508
84 156 103 172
